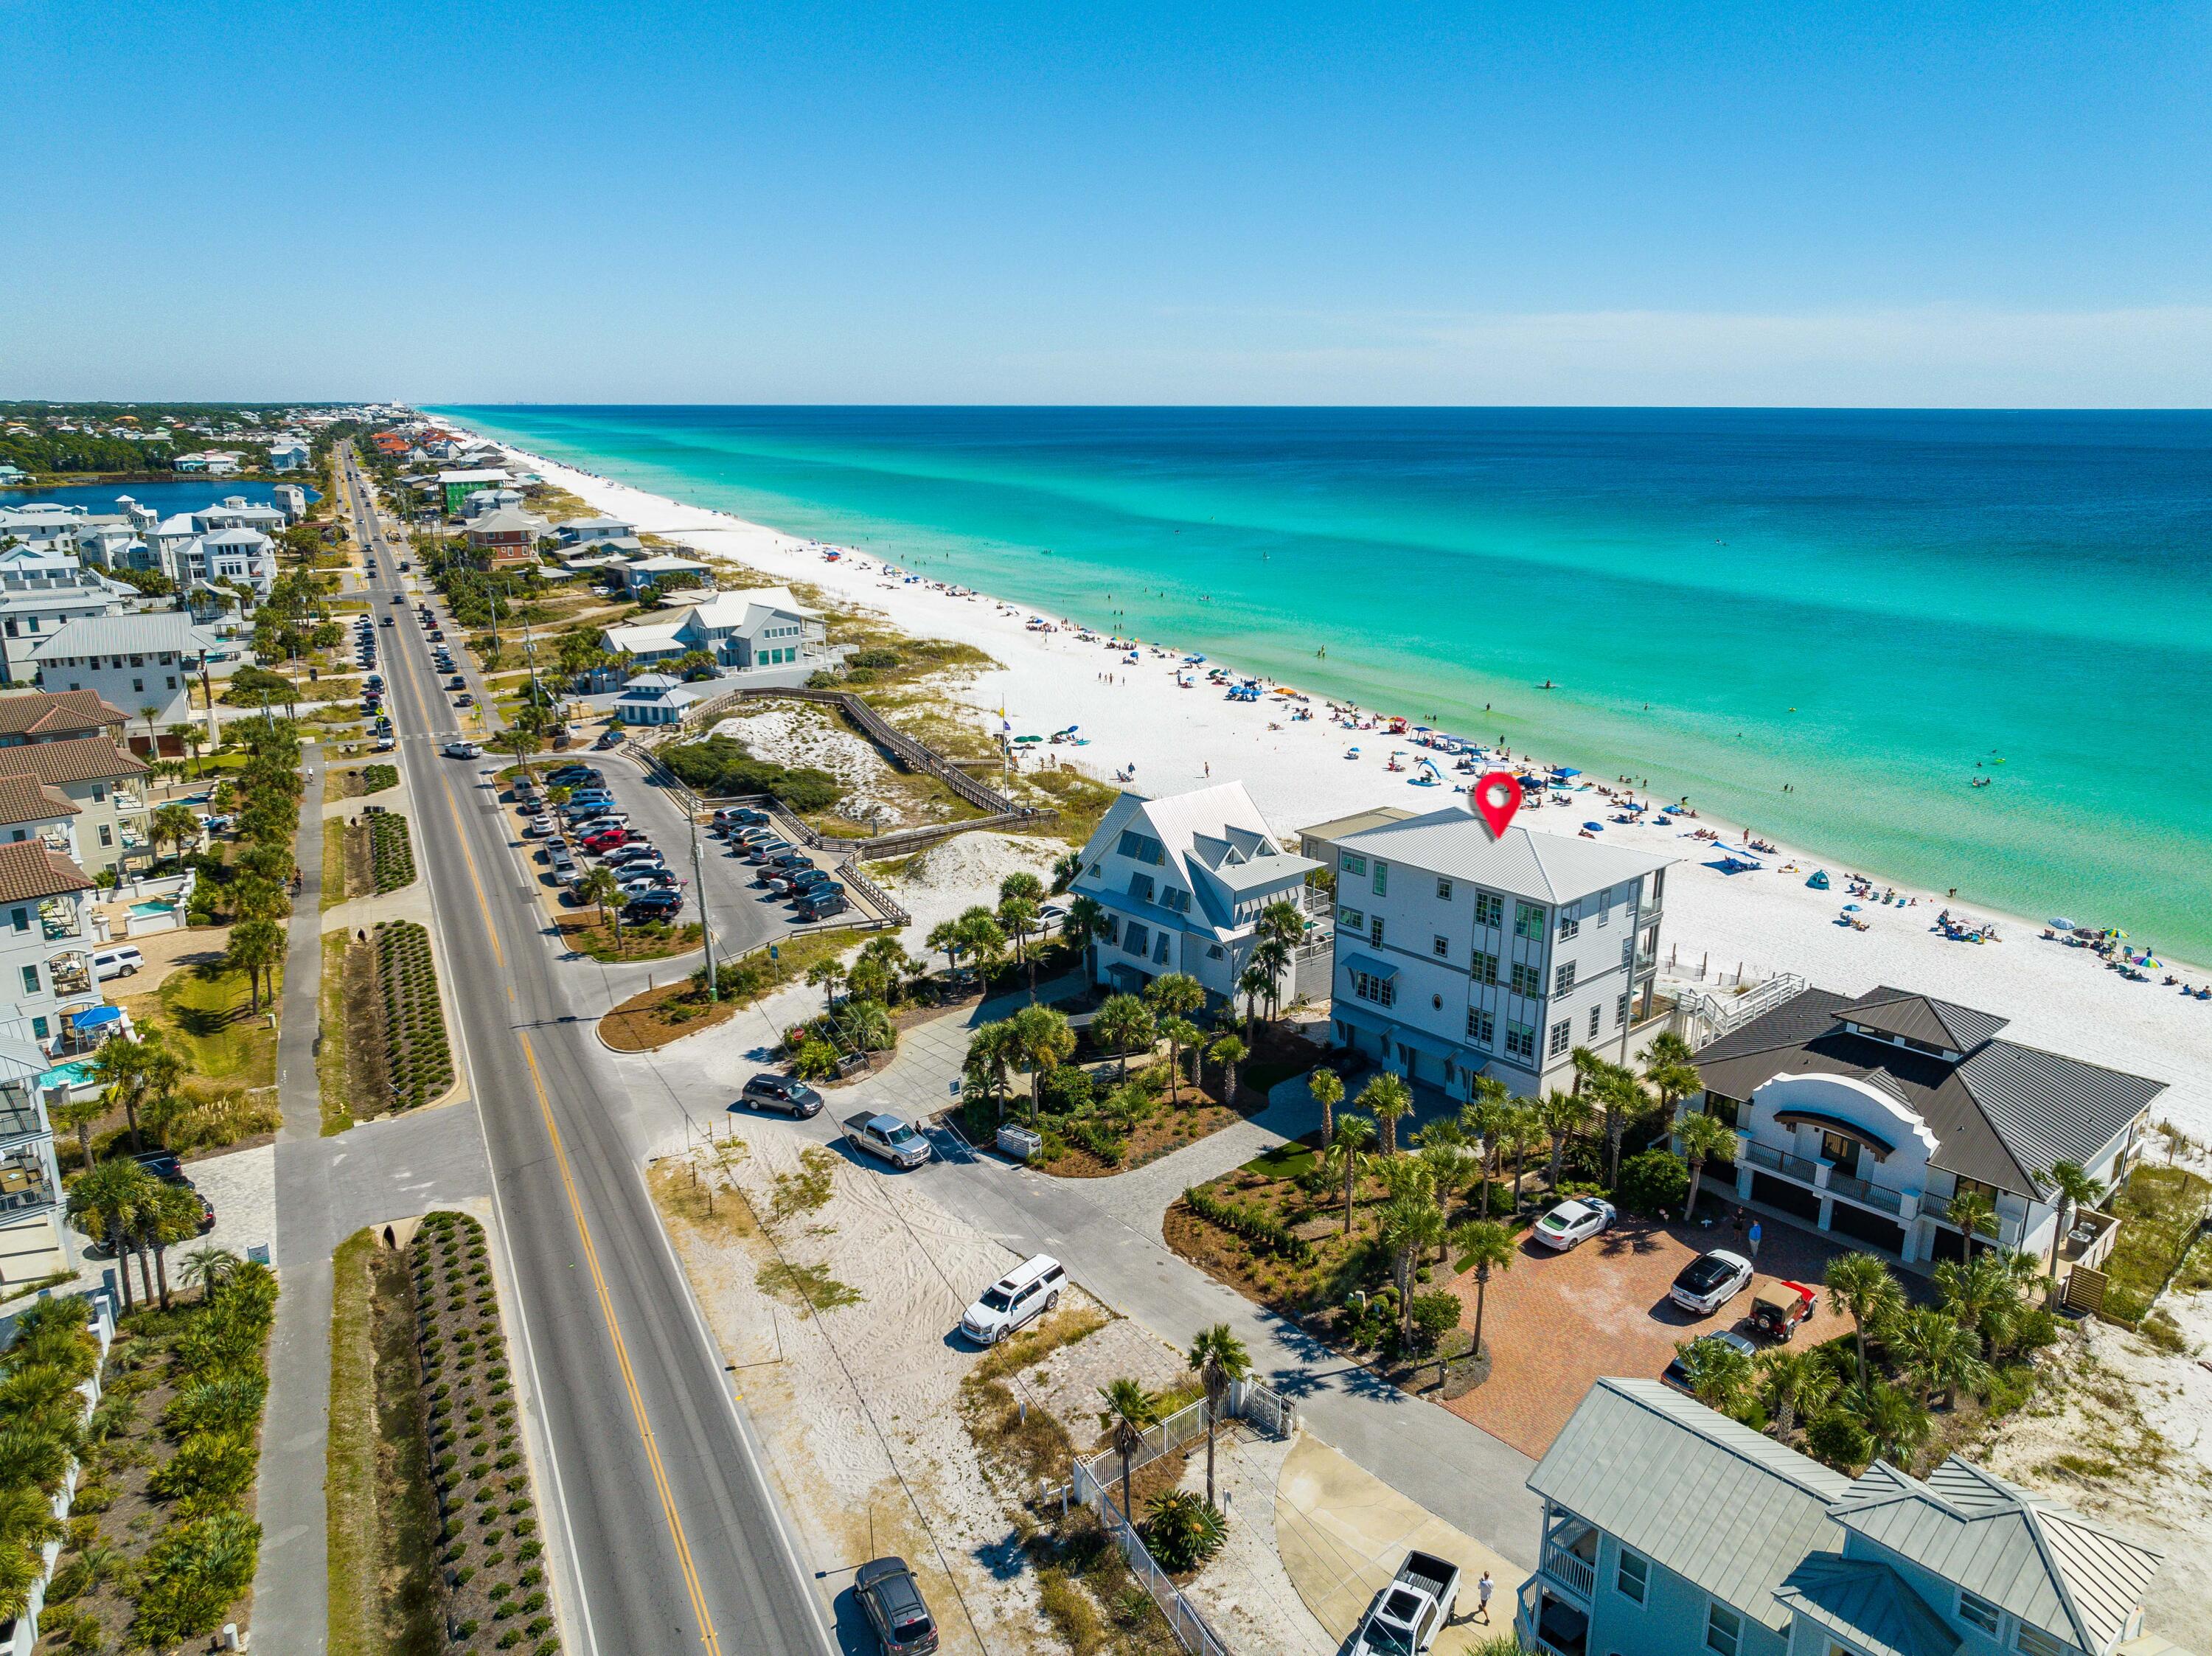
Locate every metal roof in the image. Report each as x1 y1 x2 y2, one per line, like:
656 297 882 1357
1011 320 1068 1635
1835 1460 2163 1656
1774 1556 1961 1656
1527 1378 1853 1631
29 610 219 661
1840 987 2010 1053
1336 809 1674 904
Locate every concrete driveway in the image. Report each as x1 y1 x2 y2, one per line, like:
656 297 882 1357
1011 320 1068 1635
1437 1209 1854 1457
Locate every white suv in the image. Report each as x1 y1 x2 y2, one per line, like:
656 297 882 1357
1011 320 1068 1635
959 1255 1066 1345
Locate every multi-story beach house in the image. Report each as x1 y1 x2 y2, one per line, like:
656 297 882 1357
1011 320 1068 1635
597 588 832 677
31 611 220 731
0 549 124 686
462 504 552 569
0 1035 71 1289
557 514 639 547
1066 783 1319 1005
1324 804 1674 1100
268 436 310 471
0 689 129 751
0 738 153 877
1518 1378 2174 1656
438 467 510 515
1676 984 2164 1276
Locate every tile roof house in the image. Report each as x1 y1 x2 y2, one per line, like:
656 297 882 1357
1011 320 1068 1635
0 688 127 746
1067 783 1320 1004
0 736 150 876
1680 984 2164 1272
1518 1378 2181 1656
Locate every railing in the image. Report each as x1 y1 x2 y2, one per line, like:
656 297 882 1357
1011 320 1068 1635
1826 1169 1905 1214
1744 1141 1822 1183
1072 1456 1231 1656
1680 972 1809 1043
1922 1191 2023 1248
0 1156 57 1215
1542 1544 1596 1599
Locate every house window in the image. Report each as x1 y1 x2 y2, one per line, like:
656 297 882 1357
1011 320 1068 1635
1432 936 1450 959
1372 862 1388 897
1616 992 1630 1029
1369 916 1384 947
31 1017 48 1040
1474 891 1503 928
20 965 38 995
1504 1022 1535 1060
91 784 105 801
2015 1628 2066 1656
7 908 24 932
1129 873 1156 905
1549 1019 1571 1057
1466 1008 1495 1046
1339 907 1364 932
1705 1602 1742 1656
1123 922 1151 958
167 676 178 689
1436 877 1453 901
1622 937 1635 969
1341 852 1366 877
1510 962 1543 997
1116 830 1165 865
1958 1590 2001 1635
1588 1005 1601 1037
1514 902 1545 940
1160 888 1191 914
1596 888 1611 928
1557 905 1580 941
1351 970 1396 1009
1615 1548 1649 1605
1555 961 1577 995
99 824 113 847
1471 950 1498 985
1153 930 1170 964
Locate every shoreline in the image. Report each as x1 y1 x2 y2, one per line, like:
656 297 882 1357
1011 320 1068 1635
466 434 2212 1136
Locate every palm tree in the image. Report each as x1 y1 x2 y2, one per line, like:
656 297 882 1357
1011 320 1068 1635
1096 1377 1161 1523
1381 1191 1447 1338
90 1035 151 1154
1450 1219 1516 1363
1206 1032 1246 1104
806 956 845 1013
1860 1381 1933 1468
1091 992 1154 1082
1674 1110 1738 1223
64 1158 160 1312
1754 1348 1839 1441
1065 894 1107 964
1933 1251 2023 1347
1503 1103 1545 1215
136 1037 186 1151
1461 1083 1512 1219
137 703 162 759
52 1095 105 1169
1158 1017 1203 1104
1646 1031 1696 1068
181 1245 242 1301
1537 1089 1592 1192
1673 1333 1756 1412
1887 1307 1991 1410
1236 962 1273 1043
1144 970 1204 1025
578 864 622 939
1186 1324 1251 1507
1000 871 1046 909
1248 936 1293 1025
1944 1189 2000 1260
1646 1057 1703 1116
226 914 285 1012
150 802 201 869
997 891 1039 970
1361 1072 1413 1156
962 1021 1016 1123
167 723 204 775
1308 1065 1344 1146
2040 1160 2105 1271
953 908 1007 984
1824 1251 1905 1399
1596 1065 1647 1189
144 1182 206 1310
1006 1003 1075 1122
1327 1116 1376 1235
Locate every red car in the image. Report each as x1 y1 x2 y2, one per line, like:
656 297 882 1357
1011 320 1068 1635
581 828 633 853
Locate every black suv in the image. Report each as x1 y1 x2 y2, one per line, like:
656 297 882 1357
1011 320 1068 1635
737 1074 824 1118
855 1558 938 1655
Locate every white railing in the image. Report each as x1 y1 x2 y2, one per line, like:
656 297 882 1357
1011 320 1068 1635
1680 972 1807 1045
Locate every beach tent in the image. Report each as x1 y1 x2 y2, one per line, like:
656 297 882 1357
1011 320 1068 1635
1806 870 1831 890
1551 767 1582 779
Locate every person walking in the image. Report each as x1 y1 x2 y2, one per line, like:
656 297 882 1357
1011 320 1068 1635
1475 1570 1494 1624
1747 1218 1762 1262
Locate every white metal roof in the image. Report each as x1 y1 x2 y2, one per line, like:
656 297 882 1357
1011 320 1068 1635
1337 807 1674 903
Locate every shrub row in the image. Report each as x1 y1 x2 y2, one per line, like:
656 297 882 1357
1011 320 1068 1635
375 922 453 1108
1180 1183 1315 1264
410 1212 560 1655
361 763 400 794
369 812 417 894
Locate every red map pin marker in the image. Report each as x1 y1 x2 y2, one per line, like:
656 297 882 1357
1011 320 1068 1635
1472 770 1523 839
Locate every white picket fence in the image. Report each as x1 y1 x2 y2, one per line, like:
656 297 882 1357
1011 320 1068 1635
1064 1380 1296 1656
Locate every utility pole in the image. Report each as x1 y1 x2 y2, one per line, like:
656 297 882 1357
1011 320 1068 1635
689 796 717 1001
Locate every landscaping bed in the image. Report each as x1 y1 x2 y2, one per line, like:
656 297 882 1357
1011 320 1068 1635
954 1060 1251 1177
363 812 417 894
599 933 851 1053
408 1212 561 1655
375 922 454 1110
331 763 400 799
554 913 702 963
32 1262 280 1654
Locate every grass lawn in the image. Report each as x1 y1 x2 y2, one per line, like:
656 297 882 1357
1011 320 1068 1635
325 1228 442 1656
317 931 357 1135
1242 1140 1318 1181
321 817 347 911
557 912 703 963
2101 1162 2212 1323
147 959 281 1099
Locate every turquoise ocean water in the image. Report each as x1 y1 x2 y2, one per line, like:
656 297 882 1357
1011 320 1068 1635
432 406 2212 961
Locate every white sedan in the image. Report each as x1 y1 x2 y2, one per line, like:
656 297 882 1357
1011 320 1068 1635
1533 1197 1617 1250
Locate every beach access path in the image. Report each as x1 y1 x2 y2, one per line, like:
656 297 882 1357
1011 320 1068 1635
493 441 2212 1141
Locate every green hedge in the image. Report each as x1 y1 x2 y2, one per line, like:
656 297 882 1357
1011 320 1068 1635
1180 1184 1314 1264
658 735 841 813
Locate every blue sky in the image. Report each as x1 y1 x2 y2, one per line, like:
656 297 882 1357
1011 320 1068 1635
3 0 2207 404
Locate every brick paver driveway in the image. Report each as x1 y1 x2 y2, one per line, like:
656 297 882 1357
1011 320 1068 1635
1439 1209 1856 1457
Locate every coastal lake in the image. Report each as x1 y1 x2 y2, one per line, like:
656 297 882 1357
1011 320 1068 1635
1 480 316 515
434 405 2212 961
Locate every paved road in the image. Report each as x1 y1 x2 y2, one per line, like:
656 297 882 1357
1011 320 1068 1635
338 450 841 1656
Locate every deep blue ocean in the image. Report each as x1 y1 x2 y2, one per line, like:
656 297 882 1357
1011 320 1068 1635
433 406 2212 959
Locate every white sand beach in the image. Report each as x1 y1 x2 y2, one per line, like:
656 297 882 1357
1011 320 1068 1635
489 441 2212 1138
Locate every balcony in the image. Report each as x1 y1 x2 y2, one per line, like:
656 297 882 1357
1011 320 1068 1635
0 1151 56 1216
1517 1579 1590 1656
1923 1191 2025 1249
1746 1141 1822 1183
0 1082 43 1147
1542 1543 1596 1600
1826 1168 1906 1215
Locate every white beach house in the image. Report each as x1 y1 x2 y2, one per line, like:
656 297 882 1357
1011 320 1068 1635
597 588 830 677
1324 803 1675 1100
1067 783 1319 1005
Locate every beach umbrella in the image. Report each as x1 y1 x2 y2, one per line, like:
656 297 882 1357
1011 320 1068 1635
1583 821 1605 832
2050 916 2076 930
1843 903 1862 911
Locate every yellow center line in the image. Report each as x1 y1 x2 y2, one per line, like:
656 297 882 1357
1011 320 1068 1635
436 693 722 1654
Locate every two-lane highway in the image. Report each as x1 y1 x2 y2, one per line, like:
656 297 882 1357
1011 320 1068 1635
338 451 839 1656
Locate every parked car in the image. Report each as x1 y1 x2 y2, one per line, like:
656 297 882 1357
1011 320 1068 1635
131 1152 217 1234
1350 1549 1460 1656
622 890 683 922
442 741 481 759
794 888 849 920
581 829 633 853
959 1255 1065 1345
605 844 662 868
714 807 771 828
548 766 602 786
523 815 555 838
843 1112 931 1170
737 1074 824 1118
1747 1280 1818 1342
743 840 791 864
1669 1250 1756 1317
1533 1197 1617 1250
854 1558 939 1656
1663 1329 1759 1394
783 870 837 897
91 946 145 981
618 869 678 894
594 727 626 748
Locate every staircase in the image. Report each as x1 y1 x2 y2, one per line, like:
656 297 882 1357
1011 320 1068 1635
1675 972 1808 1048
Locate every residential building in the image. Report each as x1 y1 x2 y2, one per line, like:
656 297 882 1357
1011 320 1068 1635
268 436 310 471
462 504 551 568
0 838 103 1050
193 496 288 536
597 587 830 674
459 487 526 521
1066 783 1319 1003
437 467 510 514
0 689 128 749
0 504 131 559
175 526 278 596
608 552 713 596
613 674 701 726
29 612 218 732
0 465 26 486
1295 805 1415 868
0 549 124 685
1518 1377 2177 1656
0 1034 69 1287
272 484 308 522
0 772 83 865
557 514 639 546
1324 804 1674 1099
1678 984 2164 1271
172 450 243 476
0 738 151 875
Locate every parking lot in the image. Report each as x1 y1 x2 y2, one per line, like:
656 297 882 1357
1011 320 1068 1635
1439 1208 1855 1457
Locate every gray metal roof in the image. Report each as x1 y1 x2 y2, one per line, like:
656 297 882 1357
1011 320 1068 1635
1337 809 1674 904
1836 1460 2163 1656
1774 1556 1961 1656
1527 1378 1853 1630
29 611 218 661
1951 1043 2166 1183
1840 988 2010 1053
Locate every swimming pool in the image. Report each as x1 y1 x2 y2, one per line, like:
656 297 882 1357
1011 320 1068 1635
128 899 176 919
40 1062 97 1094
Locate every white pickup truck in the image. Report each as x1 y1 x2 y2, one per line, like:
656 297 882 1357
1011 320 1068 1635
843 1111 933 1170
1350 1549 1460 1656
